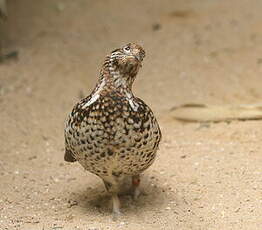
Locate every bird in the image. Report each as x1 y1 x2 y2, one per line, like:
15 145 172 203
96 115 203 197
64 43 162 217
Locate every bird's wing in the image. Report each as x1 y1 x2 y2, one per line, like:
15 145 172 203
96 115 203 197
64 148 76 162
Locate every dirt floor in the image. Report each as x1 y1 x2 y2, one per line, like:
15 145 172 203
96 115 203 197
0 0 262 229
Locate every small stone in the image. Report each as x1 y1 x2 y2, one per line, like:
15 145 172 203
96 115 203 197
28 155 37 160
67 200 78 208
56 3 65 12
152 23 161 31
257 58 262 64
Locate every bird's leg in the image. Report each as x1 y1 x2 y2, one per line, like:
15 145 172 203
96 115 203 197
111 193 121 217
103 180 121 219
132 175 141 200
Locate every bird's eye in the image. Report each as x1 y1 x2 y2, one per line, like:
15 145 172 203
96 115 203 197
124 46 131 52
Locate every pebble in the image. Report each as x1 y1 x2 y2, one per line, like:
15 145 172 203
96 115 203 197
117 221 126 227
56 3 65 12
152 23 161 31
67 200 78 208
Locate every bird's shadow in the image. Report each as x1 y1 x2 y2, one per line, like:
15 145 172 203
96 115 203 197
68 174 168 217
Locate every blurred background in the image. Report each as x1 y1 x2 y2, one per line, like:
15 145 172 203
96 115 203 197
0 0 261 229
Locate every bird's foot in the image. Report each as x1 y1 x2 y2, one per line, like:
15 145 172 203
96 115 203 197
133 187 147 200
112 209 122 221
133 187 141 200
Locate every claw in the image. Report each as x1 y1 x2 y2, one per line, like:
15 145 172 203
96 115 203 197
112 209 122 221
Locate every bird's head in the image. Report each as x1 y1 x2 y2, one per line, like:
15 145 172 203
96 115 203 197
105 43 145 75
110 43 145 69
100 43 145 90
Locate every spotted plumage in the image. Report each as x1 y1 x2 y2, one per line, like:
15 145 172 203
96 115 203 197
64 43 161 216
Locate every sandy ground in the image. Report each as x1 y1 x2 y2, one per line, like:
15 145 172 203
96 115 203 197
0 0 262 229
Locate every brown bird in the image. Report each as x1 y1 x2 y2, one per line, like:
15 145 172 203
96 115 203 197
64 43 161 217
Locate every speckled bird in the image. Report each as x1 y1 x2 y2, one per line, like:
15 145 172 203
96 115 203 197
64 43 161 217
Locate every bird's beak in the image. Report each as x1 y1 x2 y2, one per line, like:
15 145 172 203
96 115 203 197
134 53 145 63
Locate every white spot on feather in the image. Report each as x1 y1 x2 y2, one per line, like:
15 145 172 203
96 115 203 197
129 100 139 111
83 94 100 108
82 79 106 108
126 92 139 111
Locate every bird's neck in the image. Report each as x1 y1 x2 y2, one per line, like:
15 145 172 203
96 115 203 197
87 57 140 112
94 56 138 96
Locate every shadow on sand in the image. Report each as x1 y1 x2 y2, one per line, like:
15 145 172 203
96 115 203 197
68 174 170 217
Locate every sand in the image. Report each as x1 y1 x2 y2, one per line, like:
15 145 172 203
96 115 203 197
0 0 261 229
